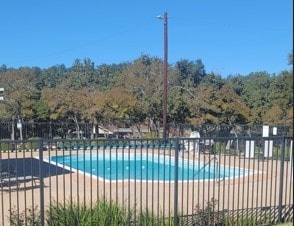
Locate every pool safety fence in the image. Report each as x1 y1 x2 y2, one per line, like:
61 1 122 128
0 122 292 140
0 136 293 225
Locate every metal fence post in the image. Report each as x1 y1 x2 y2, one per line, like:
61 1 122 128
278 136 285 223
174 137 179 226
39 139 45 226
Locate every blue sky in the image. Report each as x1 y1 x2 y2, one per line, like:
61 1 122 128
0 0 292 77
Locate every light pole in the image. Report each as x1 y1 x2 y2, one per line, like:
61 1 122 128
157 12 168 140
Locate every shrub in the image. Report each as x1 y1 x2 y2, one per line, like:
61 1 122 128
25 137 40 150
8 205 40 226
0 139 15 152
193 198 224 226
47 199 182 226
142 132 157 139
47 200 131 226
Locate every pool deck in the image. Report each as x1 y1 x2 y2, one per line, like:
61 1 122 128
0 149 293 224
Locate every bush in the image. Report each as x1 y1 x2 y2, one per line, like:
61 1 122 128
47 199 181 226
141 132 158 139
8 205 40 226
47 200 130 226
0 139 15 152
193 198 224 226
25 137 40 150
8 199 181 225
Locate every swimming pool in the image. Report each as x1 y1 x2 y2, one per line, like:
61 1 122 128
50 153 250 182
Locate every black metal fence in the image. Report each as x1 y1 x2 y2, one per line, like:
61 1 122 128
0 122 292 140
0 136 293 225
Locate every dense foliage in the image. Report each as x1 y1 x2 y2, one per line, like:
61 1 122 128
0 54 293 130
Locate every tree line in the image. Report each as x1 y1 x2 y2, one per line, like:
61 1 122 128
0 54 293 133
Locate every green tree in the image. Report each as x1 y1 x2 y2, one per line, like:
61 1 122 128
95 63 129 91
175 59 206 86
33 96 51 121
266 70 293 124
187 85 219 124
214 84 250 125
167 87 190 125
270 71 293 110
184 73 224 124
263 104 284 125
116 55 163 134
99 87 144 127
67 58 94 89
0 68 38 121
0 68 39 139
230 72 272 124
39 64 68 88
42 85 94 138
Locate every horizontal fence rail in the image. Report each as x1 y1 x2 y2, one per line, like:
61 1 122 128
0 136 293 225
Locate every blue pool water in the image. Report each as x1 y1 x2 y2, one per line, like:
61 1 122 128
50 153 249 181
